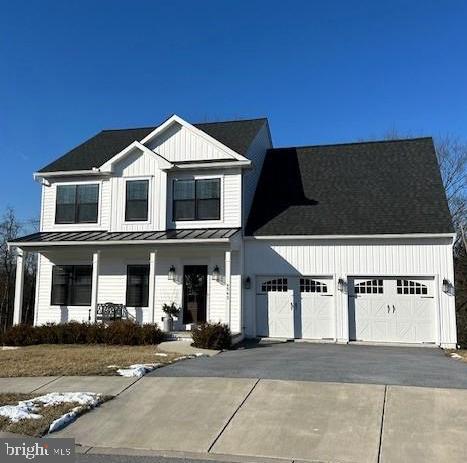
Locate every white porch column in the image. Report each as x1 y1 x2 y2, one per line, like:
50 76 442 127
90 251 100 323
13 249 25 325
225 250 231 327
149 250 157 323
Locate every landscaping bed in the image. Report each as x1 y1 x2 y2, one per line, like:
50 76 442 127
0 345 181 377
0 392 109 436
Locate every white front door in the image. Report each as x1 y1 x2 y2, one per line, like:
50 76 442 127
349 277 436 344
256 277 294 338
299 277 334 339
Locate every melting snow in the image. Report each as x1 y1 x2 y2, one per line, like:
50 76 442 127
0 392 101 423
154 352 168 357
117 363 162 377
450 353 463 360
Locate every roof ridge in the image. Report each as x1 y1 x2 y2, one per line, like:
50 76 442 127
194 117 268 125
272 136 433 151
100 126 158 133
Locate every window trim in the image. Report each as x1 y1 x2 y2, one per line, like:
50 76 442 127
124 178 150 223
126 264 150 308
54 180 102 226
172 176 222 222
50 264 93 307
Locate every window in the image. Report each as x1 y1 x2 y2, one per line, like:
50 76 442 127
300 278 328 293
173 178 220 221
354 279 383 294
51 265 92 306
55 184 99 224
397 279 428 295
261 278 288 292
125 180 149 221
126 265 149 307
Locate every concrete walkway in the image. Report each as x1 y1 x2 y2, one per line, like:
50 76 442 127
0 376 138 395
52 376 467 463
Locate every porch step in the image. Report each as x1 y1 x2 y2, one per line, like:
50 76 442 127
163 331 193 342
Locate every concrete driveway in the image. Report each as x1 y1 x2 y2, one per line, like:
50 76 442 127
55 376 467 463
150 341 467 389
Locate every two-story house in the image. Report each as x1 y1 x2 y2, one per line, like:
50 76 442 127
10 115 458 348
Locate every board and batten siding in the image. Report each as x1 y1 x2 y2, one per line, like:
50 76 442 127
242 122 272 225
147 122 236 162
243 237 456 347
40 177 111 232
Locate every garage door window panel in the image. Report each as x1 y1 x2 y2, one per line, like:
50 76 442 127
261 278 288 293
396 279 428 295
300 278 328 293
354 279 383 294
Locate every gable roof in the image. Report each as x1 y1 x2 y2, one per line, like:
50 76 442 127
246 137 453 236
38 118 267 173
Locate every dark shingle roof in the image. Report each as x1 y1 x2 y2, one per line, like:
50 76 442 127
38 118 267 172
246 137 453 236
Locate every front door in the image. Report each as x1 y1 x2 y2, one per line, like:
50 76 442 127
183 265 208 324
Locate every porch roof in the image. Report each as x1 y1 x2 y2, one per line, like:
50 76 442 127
9 228 240 247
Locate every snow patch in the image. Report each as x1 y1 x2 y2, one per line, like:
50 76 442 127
450 353 463 360
154 352 168 357
0 392 101 423
117 363 162 377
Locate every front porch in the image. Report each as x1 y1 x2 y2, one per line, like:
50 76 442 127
10 229 243 334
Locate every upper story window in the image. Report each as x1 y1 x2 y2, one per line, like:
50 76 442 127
125 180 149 222
173 178 220 221
55 184 99 224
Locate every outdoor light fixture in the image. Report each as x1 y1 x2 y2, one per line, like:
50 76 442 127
442 278 450 293
168 265 176 281
212 265 220 282
338 278 345 292
244 276 251 289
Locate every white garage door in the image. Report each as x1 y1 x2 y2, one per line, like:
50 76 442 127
256 276 334 339
349 277 436 344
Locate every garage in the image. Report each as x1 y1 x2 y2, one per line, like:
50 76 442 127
255 276 334 339
348 277 436 344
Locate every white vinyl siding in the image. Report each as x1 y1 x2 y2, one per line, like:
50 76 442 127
244 237 456 347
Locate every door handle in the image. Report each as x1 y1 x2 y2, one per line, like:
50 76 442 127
393 305 395 313
387 304 390 313
291 302 294 311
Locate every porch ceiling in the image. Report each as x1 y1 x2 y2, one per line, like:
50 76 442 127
9 228 240 247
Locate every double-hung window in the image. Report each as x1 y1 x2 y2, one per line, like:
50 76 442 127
173 178 220 221
126 265 149 307
125 180 149 221
51 265 92 306
55 184 99 224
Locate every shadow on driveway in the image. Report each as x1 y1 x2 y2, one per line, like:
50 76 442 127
150 341 467 389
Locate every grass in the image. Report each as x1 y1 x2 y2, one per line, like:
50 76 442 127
0 345 180 377
0 393 107 436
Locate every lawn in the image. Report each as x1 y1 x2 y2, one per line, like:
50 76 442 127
0 392 109 436
0 345 180 377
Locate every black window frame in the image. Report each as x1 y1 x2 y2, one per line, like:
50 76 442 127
51 265 93 306
55 184 99 224
125 179 149 222
126 265 150 307
172 178 221 221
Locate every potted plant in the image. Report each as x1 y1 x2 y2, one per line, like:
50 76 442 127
162 302 180 332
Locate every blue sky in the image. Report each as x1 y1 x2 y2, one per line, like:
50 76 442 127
1 0 466 221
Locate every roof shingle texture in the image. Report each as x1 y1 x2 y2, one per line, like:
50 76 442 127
246 138 453 236
38 118 267 172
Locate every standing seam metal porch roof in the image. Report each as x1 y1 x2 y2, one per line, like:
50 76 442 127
10 228 240 245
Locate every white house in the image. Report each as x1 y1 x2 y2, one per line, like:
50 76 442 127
10 115 457 348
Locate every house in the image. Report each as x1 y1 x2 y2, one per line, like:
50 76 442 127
9 115 457 348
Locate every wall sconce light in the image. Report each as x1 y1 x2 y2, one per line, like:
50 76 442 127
212 265 220 282
244 276 251 289
442 278 451 293
168 265 176 281
338 278 346 292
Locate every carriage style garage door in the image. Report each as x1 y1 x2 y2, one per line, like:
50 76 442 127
348 277 436 344
255 276 334 339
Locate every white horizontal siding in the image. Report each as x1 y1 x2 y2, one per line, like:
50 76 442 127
166 169 241 229
244 238 456 346
41 177 110 232
147 122 236 162
242 122 272 225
